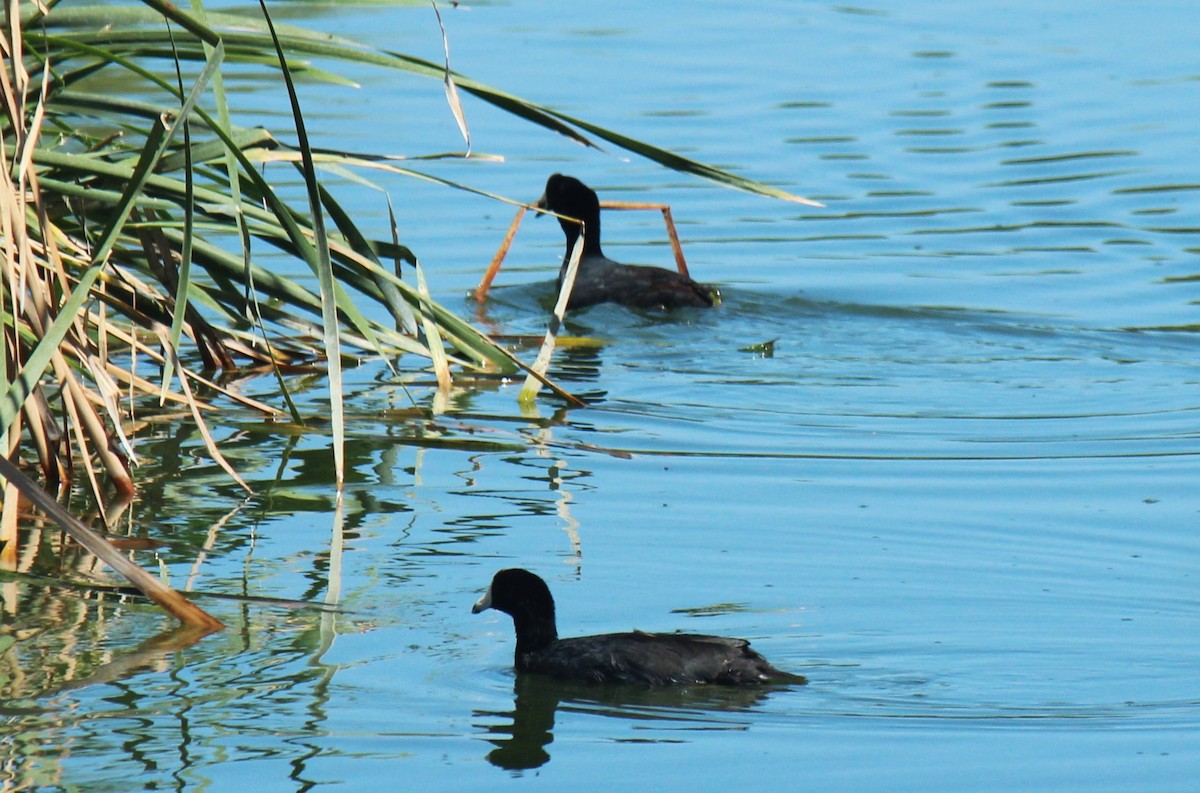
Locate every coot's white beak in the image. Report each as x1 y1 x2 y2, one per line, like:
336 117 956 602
471 585 492 614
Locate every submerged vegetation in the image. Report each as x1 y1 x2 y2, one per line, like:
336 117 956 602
0 1 813 625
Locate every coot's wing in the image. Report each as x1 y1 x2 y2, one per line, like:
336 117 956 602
570 260 714 310
529 632 800 686
625 632 795 685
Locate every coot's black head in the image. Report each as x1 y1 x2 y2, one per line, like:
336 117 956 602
537 173 600 216
473 568 559 651
472 568 554 617
535 174 603 254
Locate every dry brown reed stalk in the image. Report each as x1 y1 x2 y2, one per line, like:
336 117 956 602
473 205 527 302
473 199 692 301
0 454 224 631
0 21 215 630
600 201 691 278
2 32 132 498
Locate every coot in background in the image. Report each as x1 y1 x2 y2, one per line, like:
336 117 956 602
535 174 717 310
472 568 805 686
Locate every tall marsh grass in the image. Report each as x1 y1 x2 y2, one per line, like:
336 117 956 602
1 1 814 625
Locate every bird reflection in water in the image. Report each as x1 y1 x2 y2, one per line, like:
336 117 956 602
475 673 789 772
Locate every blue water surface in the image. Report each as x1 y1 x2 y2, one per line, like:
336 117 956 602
2 1 1199 791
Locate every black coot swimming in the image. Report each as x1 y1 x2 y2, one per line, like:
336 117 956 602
535 174 717 310
472 568 805 686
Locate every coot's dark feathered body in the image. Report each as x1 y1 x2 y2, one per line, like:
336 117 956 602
514 630 795 686
472 568 805 686
535 174 717 310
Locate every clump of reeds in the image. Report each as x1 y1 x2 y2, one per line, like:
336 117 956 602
1 1 817 628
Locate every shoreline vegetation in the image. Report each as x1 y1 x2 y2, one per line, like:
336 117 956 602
0 1 813 626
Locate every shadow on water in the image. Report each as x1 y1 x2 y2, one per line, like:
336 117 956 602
475 672 798 772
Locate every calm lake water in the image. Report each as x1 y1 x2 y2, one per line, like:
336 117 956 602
4 0 1200 790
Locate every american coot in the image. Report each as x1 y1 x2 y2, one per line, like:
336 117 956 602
536 174 717 310
472 568 806 686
